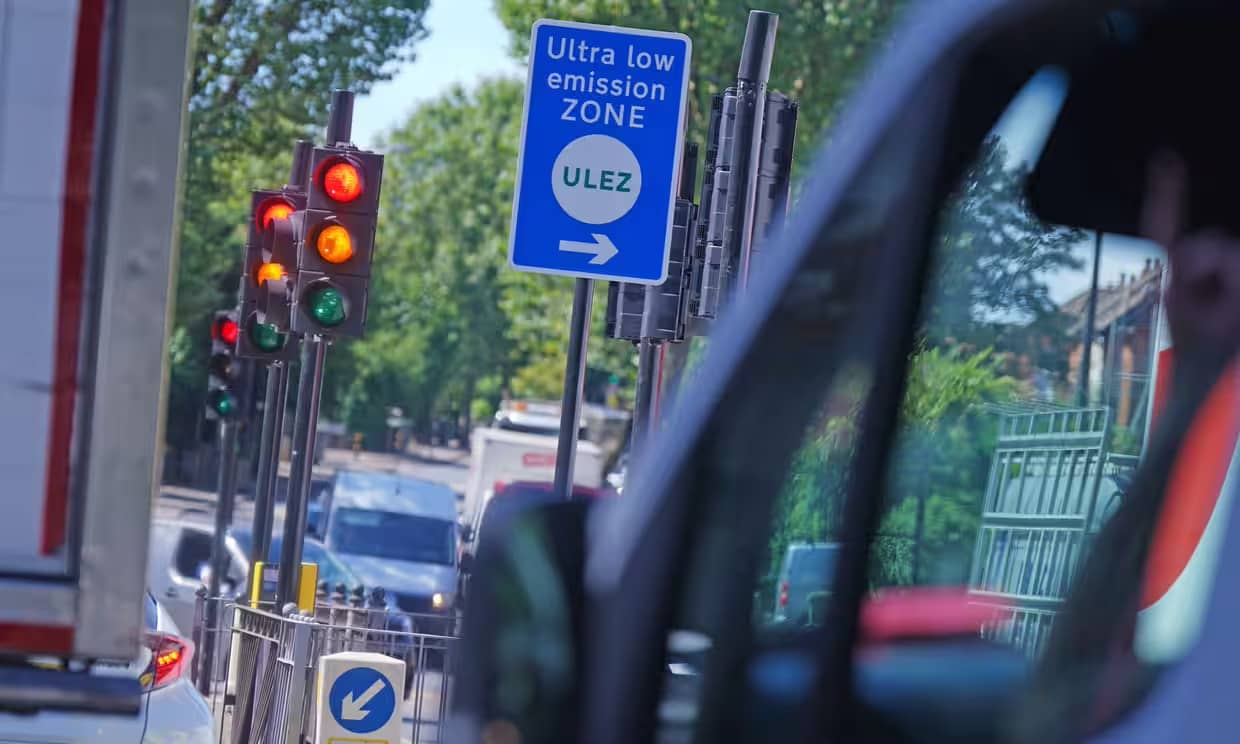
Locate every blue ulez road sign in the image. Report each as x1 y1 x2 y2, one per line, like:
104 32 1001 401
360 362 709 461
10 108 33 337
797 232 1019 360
509 19 692 285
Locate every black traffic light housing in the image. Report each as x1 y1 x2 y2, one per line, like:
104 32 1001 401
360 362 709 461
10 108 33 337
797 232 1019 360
206 310 241 420
291 146 384 338
237 189 303 362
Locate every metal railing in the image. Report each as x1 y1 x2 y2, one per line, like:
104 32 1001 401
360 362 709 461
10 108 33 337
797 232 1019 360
190 593 458 744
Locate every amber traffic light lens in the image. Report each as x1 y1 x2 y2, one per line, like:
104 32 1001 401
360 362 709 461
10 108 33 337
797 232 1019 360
260 201 294 229
323 161 362 203
316 224 354 264
256 262 286 285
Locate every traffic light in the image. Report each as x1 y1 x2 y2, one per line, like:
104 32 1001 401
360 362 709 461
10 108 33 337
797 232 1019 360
291 146 384 338
237 189 304 361
206 311 241 419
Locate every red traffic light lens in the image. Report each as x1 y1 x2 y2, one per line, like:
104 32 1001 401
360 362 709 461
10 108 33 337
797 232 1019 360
323 161 363 203
256 199 294 230
212 317 239 345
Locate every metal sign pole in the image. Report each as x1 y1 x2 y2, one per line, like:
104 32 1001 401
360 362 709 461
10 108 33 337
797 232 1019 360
276 337 327 608
553 279 594 500
733 10 778 288
249 361 289 582
200 417 238 694
631 338 658 453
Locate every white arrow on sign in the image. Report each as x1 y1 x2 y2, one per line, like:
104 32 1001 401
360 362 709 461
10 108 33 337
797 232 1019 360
341 679 386 721
559 234 618 265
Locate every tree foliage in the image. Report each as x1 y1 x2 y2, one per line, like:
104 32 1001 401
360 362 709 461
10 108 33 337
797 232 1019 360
926 136 1085 345
768 348 1018 589
167 0 430 449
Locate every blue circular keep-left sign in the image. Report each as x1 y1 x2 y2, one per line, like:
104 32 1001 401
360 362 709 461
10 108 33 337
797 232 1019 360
329 666 397 734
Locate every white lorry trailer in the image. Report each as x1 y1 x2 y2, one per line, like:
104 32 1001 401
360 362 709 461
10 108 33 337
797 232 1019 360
0 0 191 712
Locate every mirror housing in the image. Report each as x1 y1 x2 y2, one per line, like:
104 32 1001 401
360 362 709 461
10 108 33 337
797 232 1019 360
454 499 592 742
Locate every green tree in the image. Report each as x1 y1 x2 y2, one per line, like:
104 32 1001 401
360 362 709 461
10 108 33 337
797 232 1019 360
766 348 1017 591
167 0 430 450
339 79 524 442
926 136 1086 347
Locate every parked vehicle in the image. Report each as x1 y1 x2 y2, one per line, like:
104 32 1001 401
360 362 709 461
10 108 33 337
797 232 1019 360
147 519 406 632
147 519 424 693
772 543 841 624
317 470 460 634
462 427 605 545
0 592 212 742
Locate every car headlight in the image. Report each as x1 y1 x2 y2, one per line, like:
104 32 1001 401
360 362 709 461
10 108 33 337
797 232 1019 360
432 592 446 610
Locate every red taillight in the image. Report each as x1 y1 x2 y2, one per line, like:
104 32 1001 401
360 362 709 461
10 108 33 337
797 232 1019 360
779 581 789 607
143 632 192 690
493 481 507 496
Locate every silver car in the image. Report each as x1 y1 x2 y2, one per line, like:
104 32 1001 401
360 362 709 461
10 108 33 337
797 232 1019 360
0 592 214 743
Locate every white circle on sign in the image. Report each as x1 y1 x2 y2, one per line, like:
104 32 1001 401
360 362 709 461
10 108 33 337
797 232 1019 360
551 134 642 225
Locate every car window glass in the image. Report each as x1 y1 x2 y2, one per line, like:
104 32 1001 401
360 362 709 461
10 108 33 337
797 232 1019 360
330 508 456 565
649 58 1218 743
859 68 1173 658
172 529 216 579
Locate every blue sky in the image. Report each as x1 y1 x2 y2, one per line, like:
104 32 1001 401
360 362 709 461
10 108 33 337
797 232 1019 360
352 0 524 148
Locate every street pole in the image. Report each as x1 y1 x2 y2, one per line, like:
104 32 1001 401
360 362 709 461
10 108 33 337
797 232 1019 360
200 418 238 694
249 362 289 579
1078 231 1103 406
276 337 327 607
553 278 593 500
249 141 310 590
732 10 777 288
276 90 351 607
631 338 658 453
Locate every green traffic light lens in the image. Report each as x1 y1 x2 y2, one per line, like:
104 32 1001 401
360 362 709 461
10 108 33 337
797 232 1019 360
208 390 237 417
249 320 285 352
308 285 346 327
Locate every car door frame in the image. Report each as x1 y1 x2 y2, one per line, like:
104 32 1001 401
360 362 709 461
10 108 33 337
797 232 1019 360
576 0 1090 742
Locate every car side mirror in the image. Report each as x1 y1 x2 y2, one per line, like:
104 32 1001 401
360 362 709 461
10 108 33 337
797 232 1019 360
454 500 591 741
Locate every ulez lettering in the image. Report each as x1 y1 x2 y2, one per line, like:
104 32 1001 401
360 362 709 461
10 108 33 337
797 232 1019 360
561 167 634 192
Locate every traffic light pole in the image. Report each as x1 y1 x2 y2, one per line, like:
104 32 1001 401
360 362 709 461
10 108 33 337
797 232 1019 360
248 141 311 587
553 278 594 500
248 361 289 578
199 418 238 694
276 337 327 608
276 91 352 608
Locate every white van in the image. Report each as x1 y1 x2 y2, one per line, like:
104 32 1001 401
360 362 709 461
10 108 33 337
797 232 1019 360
462 428 605 541
319 470 459 632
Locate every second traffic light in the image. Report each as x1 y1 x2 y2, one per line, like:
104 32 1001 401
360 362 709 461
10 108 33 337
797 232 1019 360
291 146 384 338
206 311 241 419
238 189 303 361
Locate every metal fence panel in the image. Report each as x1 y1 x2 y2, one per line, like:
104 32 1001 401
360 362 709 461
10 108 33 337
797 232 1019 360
192 594 458 744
